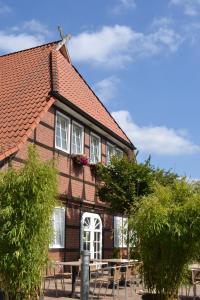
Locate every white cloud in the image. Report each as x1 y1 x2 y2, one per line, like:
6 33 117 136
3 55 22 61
94 76 119 103
120 0 136 8
23 19 50 36
69 24 182 68
170 0 200 16
112 110 200 155
151 17 173 29
0 20 50 53
113 0 136 13
0 32 45 53
182 21 200 44
0 2 11 14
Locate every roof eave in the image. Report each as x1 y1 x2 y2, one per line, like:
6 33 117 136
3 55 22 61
52 91 136 151
0 97 55 162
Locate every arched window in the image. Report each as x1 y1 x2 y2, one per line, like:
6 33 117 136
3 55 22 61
81 212 102 260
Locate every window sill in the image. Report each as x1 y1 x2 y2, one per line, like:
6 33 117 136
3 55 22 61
54 147 71 156
49 246 65 250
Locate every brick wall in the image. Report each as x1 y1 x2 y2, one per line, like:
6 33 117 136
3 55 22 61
1 104 132 261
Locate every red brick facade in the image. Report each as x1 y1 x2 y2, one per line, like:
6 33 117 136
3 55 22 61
0 42 135 262
0 104 132 261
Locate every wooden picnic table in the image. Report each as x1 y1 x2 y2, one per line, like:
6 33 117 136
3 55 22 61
56 261 107 298
98 258 136 264
93 258 138 270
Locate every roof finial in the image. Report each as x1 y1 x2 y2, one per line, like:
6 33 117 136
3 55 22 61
58 26 65 40
56 26 72 63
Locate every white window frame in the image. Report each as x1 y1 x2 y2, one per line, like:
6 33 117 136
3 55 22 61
55 111 71 153
114 216 128 248
106 142 124 164
106 142 115 164
71 121 84 154
90 132 101 164
81 212 102 260
50 207 65 249
115 148 124 158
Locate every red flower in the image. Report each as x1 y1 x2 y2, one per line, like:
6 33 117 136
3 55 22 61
72 154 88 166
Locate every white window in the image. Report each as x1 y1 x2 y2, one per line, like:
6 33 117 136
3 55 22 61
55 111 70 153
115 148 123 159
72 121 84 154
114 216 128 248
90 133 101 164
106 143 115 164
81 212 102 260
50 207 65 249
106 143 123 164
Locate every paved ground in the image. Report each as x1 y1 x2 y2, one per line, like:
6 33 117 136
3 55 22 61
43 279 199 300
43 278 143 299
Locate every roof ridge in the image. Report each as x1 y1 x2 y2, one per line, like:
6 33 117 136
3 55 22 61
0 40 60 58
71 64 134 148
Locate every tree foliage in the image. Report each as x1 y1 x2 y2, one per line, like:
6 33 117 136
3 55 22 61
96 156 177 214
129 180 200 300
0 146 58 299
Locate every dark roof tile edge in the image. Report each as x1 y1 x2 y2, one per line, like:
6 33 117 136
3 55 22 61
70 64 135 148
0 40 60 58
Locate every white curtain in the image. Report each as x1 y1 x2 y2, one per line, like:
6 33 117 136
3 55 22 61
72 123 83 154
51 208 65 248
114 216 128 247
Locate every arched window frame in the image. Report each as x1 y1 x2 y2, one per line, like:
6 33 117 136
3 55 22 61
81 212 102 259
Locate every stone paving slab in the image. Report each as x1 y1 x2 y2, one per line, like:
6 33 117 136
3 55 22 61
43 279 200 300
44 280 143 300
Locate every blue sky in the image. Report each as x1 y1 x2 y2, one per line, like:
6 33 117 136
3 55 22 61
0 0 200 178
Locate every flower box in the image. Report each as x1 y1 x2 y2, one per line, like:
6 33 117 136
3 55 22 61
71 154 88 166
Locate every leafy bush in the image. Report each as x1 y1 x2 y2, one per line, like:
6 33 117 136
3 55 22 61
96 156 177 215
0 146 57 299
130 181 200 300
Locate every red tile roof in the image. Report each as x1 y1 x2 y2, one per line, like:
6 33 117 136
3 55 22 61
0 41 134 161
0 42 57 160
51 50 133 145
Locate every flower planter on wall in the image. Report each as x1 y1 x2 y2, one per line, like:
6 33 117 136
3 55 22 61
71 154 88 166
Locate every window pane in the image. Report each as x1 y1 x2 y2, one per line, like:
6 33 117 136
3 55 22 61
114 216 128 248
114 216 123 247
90 135 100 164
94 218 100 229
84 217 91 229
115 148 123 159
55 113 69 152
61 129 67 150
106 144 114 164
56 136 61 148
72 123 83 154
50 208 65 248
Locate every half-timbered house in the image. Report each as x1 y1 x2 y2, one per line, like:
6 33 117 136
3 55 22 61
0 39 136 262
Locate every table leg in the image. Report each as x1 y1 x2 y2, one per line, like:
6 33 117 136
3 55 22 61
70 266 79 298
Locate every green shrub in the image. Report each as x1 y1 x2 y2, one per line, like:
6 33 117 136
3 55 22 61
0 146 58 299
129 181 200 300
